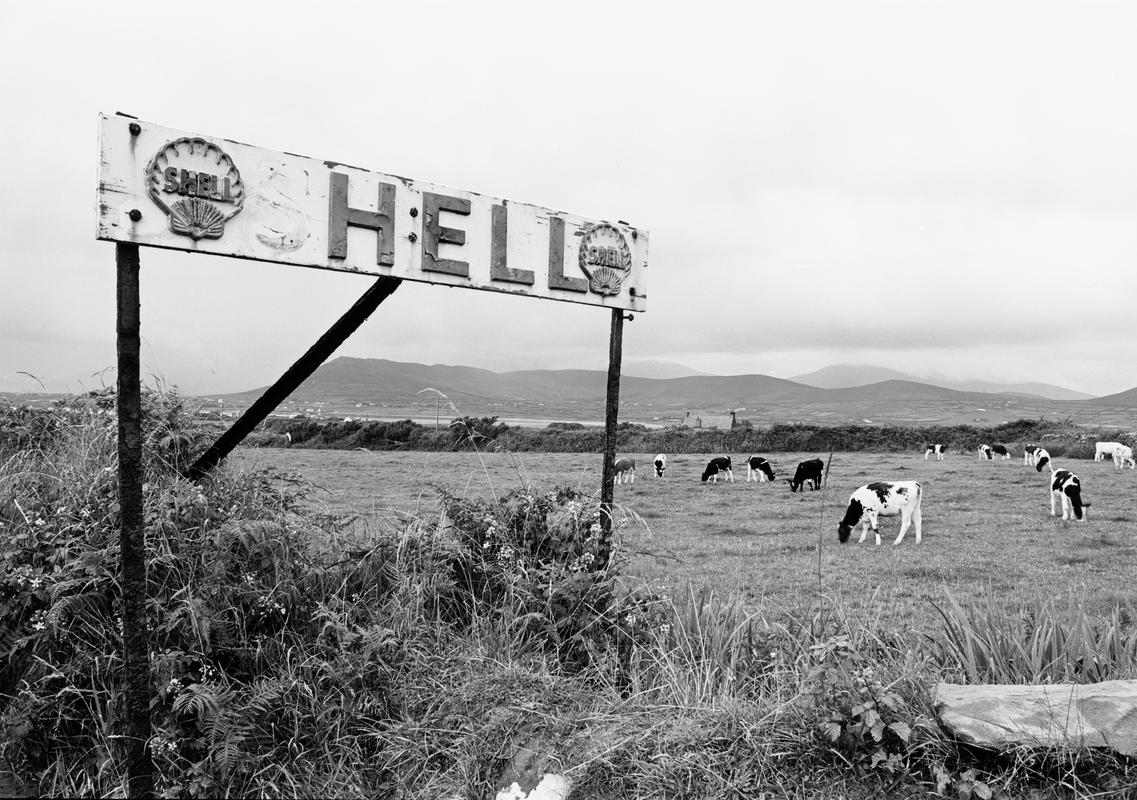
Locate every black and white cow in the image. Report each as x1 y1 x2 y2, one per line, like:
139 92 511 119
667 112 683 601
1023 445 1040 466
613 457 636 485
746 456 776 482
838 481 923 545
978 445 993 460
653 453 667 477
1033 448 1052 474
1048 468 1090 521
991 444 1011 460
701 456 733 483
787 458 824 492
924 444 946 461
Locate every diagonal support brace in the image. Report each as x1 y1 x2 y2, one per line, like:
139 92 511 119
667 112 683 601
186 276 402 482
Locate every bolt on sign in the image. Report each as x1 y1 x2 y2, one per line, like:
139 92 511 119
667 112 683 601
96 114 648 312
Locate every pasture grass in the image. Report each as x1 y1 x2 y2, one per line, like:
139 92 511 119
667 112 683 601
239 447 1137 633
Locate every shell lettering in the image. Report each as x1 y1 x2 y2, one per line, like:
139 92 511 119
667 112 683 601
146 138 244 240
578 223 632 296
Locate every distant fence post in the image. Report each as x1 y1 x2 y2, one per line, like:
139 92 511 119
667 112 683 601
115 242 155 798
598 308 626 568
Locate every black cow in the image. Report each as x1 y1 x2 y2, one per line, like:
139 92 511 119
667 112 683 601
787 458 824 492
991 444 1011 459
746 456 776 482
701 456 733 483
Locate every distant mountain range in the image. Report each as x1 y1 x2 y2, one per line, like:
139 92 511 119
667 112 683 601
208 357 1137 428
789 364 1093 401
623 360 710 379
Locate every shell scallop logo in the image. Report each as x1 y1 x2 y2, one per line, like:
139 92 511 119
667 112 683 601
578 223 632 296
146 138 245 240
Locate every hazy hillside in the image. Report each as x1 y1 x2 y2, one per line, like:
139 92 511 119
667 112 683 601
938 379 1092 401
790 363 1092 401
218 358 826 419
204 356 1137 428
789 364 915 388
623 360 709 379
1088 387 1137 408
832 380 1017 404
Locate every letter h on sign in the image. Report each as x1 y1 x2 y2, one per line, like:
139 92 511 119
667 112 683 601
327 172 397 267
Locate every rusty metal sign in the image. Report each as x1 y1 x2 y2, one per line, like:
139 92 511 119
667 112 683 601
97 114 648 312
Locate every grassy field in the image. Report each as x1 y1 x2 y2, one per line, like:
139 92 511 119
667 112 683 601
235 447 1137 630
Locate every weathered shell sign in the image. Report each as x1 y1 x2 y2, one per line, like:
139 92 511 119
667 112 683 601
96 114 648 312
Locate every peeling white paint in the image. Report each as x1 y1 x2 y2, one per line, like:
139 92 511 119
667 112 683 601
96 114 647 312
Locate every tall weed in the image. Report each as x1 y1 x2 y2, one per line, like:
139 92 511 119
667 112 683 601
926 589 1137 684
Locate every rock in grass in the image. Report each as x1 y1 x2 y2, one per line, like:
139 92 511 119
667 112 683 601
495 773 570 800
934 680 1137 757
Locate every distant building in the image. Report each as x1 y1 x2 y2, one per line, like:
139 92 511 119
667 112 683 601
682 410 736 430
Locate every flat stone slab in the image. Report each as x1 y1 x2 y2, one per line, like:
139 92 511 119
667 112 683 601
934 680 1137 757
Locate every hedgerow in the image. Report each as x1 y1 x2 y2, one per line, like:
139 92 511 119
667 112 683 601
261 415 1126 457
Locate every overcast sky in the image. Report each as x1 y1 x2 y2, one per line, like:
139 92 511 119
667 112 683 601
2 1 1135 397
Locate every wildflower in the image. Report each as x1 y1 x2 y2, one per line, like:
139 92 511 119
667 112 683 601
148 735 179 755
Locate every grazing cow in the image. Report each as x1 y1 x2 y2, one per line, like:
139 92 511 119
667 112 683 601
991 444 1011 460
1023 445 1040 466
1033 448 1052 473
1049 468 1090 521
838 481 923 545
1095 441 1123 462
924 444 946 461
653 453 667 478
613 457 636 485
701 456 733 483
1113 445 1135 470
978 445 993 460
746 456 776 482
787 458 824 492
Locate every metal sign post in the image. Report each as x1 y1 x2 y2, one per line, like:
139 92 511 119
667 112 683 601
114 242 154 798
597 309 627 569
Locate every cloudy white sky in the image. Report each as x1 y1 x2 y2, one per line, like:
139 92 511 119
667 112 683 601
2 1 1135 397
